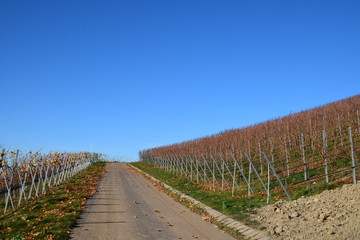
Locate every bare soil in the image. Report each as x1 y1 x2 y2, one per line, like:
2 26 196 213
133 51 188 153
252 183 360 240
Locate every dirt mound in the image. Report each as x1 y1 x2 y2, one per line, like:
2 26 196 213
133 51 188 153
252 183 360 240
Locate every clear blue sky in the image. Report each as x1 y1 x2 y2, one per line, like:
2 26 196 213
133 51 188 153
1 1 359 161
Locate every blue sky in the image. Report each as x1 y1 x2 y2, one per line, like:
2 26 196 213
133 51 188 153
1 1 359 161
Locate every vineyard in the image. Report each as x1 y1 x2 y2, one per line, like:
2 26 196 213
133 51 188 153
0 149 102 214
139 95 360 203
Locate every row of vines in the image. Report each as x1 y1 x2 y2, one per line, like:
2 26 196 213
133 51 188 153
140 95 360 202
0 148 103 214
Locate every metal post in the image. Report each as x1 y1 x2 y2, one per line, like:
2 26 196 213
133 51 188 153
301 133 307 181
195 156 199 182
210 153 229 188
231 153 254 193
18 161 29 206
267 163 270 204
270 136 274 164
357 109 360 134
258 142 263 174
323 130 329 183
262 152 292 201
247 158 252 198
175 155 180 175
3 167 15 213
232 157 237 196
220 154 240 190
28 164 36 198
200 154 214 183
221 157 225 191
309 118 314 151
166 155 172 173
245 153 268 194
284 135 290 177
177 155 184 177
203 156 206 182
349 127 356 184
189 155 193 181
212 155 215 189
239 151 243 173
338 114 344 147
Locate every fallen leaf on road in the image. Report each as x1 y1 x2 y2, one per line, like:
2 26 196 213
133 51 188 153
82 228 88 231
156 229 162 232
154 209 160 213
201 216 214 222
133 200 139 204
214 225 218 228
192 235 198 239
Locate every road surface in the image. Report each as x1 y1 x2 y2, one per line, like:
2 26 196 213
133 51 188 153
71 162 236 240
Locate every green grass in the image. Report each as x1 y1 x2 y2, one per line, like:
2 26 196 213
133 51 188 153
0 162 106 240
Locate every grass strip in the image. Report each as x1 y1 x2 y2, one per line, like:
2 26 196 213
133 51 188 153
0 161 106 240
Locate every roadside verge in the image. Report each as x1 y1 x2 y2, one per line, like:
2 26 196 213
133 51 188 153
0 162 106 240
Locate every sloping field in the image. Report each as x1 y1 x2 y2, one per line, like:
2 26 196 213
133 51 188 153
140 94 360 203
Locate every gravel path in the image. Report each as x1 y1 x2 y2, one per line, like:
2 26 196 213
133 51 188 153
71 162 235 240
252 183 360 240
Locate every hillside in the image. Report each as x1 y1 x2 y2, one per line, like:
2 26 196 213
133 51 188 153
140 95 360 202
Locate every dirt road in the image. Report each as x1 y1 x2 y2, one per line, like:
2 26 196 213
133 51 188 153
71 162 236 240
